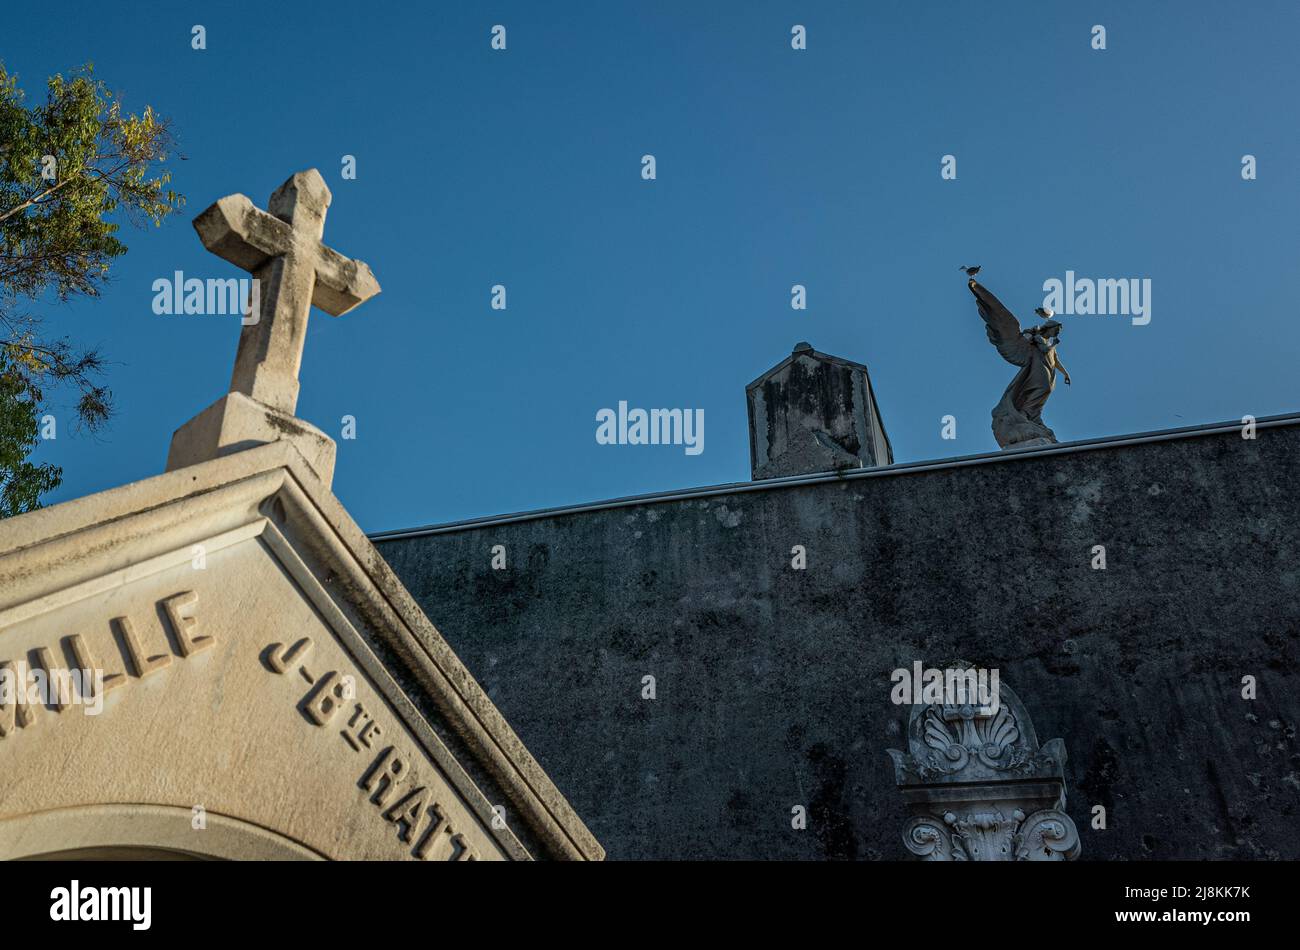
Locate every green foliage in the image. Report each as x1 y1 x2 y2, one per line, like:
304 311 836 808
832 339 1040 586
0 62 182 300
0 350 60 517
0 61 183 515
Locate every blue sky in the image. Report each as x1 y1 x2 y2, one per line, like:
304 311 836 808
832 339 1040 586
9 0 1299 531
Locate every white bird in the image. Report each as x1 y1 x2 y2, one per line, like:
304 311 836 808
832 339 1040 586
1034 307 1055 319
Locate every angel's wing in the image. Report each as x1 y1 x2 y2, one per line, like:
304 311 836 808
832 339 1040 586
970 281 1031 367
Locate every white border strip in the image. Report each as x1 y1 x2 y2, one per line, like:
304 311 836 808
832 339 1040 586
0 521 266 629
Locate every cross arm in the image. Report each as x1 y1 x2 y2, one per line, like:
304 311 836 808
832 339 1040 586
313 244 381 316
192 194 293 272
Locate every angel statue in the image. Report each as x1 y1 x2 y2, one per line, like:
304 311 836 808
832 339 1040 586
969 279 1071 449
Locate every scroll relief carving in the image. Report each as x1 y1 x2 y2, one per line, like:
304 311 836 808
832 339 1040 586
886 674 1080 862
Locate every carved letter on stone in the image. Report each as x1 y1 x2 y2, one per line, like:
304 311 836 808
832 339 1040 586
162 591 212 656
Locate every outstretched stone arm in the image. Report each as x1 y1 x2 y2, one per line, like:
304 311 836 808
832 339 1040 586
1054 353 1072 386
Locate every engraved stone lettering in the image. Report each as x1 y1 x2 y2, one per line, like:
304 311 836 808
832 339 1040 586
303 670 349 726
412 803 451 860
341 703 382 751
161 591 212 656
383 785 431 843
113 616 172 678
29 648 70 711
361 747 409 808
0 660 37 736
65 634 126 697
266 636 313 674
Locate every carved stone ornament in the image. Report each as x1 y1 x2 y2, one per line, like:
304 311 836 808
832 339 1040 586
886 674 1080 861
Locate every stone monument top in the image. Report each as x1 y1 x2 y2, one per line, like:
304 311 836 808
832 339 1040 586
746 341 892 480
166 169 379 487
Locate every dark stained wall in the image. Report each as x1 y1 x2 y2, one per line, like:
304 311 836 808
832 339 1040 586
374 421 1300 860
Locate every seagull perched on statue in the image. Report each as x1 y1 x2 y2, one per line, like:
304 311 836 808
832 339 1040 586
1035 307 1054 319
959 265 981 277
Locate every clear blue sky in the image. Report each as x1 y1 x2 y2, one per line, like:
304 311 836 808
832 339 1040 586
10 0 1299 531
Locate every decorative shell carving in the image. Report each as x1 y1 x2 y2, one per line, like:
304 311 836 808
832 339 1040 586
887 673 1080 861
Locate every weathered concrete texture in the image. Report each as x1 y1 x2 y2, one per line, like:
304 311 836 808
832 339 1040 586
375 423 1300 860
747 342 892 479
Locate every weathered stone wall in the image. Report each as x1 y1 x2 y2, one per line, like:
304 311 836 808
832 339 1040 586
374 421 1300 860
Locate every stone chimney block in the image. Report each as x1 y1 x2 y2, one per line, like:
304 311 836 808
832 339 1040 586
746 342 892 480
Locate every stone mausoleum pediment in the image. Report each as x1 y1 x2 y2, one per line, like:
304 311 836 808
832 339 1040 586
0 440 602 861
0 168 600 861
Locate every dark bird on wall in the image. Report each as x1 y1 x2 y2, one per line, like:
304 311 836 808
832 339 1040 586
959 265 982 276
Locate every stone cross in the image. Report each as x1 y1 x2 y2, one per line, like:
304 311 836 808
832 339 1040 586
192 169 380 415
